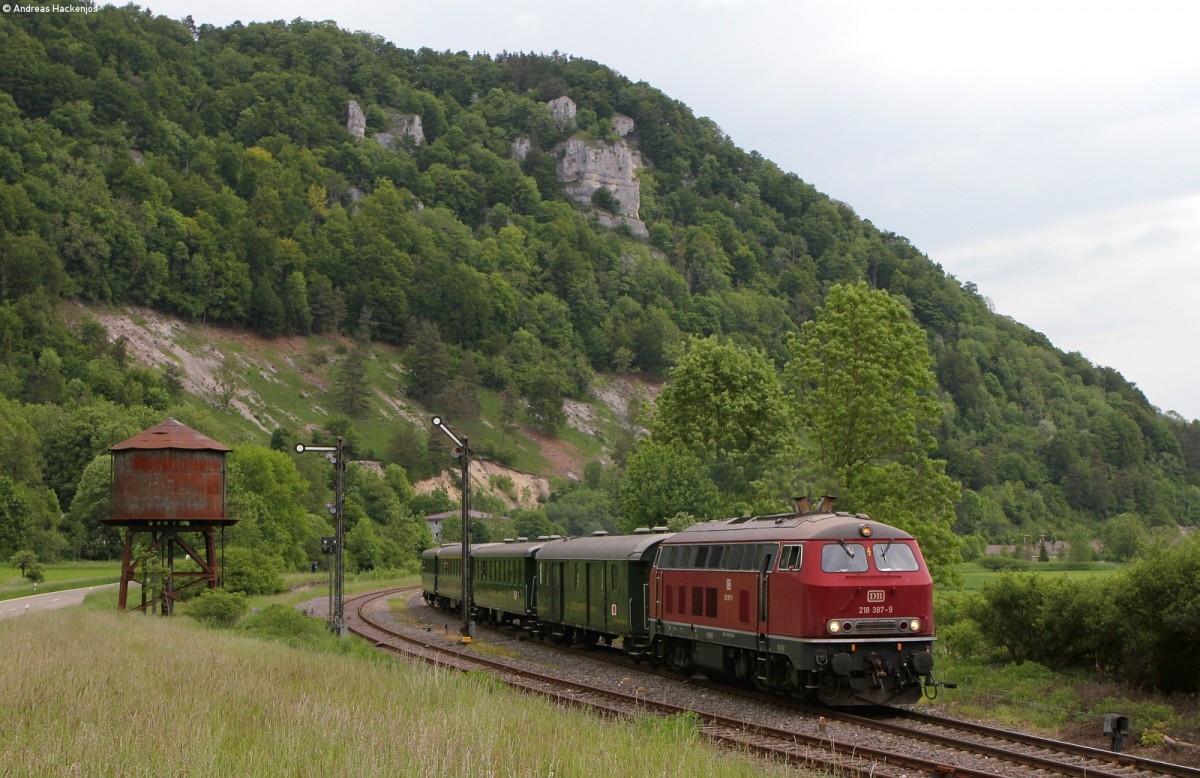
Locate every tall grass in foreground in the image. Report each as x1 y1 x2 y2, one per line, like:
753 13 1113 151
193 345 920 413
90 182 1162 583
0 609 796 777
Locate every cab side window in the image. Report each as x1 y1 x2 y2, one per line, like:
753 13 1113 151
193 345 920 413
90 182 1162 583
779 544 803 570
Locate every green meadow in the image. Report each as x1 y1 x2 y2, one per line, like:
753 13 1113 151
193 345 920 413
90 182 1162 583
944 559 1125 593
0 562 120 601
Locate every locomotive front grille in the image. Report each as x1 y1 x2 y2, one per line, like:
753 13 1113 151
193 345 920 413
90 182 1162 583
850 619 899 634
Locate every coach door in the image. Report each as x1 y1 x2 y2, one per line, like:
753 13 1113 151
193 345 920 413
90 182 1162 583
588 561 607 631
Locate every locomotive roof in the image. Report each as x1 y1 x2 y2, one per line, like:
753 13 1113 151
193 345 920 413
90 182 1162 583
535 532 674 561
662 512 914 545
472 540 549 559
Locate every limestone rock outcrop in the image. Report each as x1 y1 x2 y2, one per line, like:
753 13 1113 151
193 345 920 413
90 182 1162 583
557 136 646 237
345 101 424 149
547 95 577 132
549 98 647 237
612 114 634 138
510 135 532 162
376 112 424 149
347 100 367 139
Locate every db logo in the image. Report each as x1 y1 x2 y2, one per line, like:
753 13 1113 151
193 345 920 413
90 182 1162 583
867 590 885 603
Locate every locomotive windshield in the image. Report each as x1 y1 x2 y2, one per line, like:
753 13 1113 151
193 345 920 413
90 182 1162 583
820 543 869 572
874 541 920 571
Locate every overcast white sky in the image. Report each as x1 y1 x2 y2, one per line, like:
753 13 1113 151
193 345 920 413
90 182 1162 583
141 0 1200 420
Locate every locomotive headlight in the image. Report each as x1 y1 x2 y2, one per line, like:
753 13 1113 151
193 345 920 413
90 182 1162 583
909 618 921 632
827 619 841 634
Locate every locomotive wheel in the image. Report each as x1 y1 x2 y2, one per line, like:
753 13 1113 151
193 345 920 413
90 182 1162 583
733 651 753 684
818 672 841 702
669 639 694 673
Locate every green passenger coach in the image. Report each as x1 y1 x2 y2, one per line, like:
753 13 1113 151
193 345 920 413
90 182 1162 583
421 542 498 610
472 539 548 627
535 531 673 647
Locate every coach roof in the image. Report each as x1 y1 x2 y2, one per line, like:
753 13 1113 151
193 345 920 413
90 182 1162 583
420 542 500 560
473 539 550 559
535 533 674 561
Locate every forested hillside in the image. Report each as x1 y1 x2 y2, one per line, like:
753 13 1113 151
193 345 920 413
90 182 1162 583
2 6 1198 581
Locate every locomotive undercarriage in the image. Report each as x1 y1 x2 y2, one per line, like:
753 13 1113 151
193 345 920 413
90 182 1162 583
426 598 936 706
641 631 935 706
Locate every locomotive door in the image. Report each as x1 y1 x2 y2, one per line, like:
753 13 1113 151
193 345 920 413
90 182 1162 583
653 563 664 622
756 544 776 634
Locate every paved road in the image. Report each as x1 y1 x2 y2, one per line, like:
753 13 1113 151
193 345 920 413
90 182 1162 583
0 583 122 620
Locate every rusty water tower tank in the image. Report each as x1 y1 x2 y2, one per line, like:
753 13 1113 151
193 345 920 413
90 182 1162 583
109 418 233 522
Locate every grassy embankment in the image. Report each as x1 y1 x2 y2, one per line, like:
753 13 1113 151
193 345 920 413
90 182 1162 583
0 581 799 778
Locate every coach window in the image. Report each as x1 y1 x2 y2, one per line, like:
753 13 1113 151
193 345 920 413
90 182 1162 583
780 544 802 571
874 541 920 572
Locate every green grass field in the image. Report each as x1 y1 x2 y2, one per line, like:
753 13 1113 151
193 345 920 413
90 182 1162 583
0 562 121 601
946 560 1125 592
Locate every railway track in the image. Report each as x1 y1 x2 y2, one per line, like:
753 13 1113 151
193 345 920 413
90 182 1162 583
836 707 1200 778
360 588 1199 778
343 587 962 777
496 615 1196 777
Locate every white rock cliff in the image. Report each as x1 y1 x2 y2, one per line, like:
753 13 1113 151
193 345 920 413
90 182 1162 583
551 98 647 237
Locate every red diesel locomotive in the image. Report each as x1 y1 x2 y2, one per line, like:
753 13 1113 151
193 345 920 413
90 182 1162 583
647 502 936 705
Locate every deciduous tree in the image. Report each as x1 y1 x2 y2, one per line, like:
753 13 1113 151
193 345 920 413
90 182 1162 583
784 282 960 580
618 441 719 532
651 336 790 497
